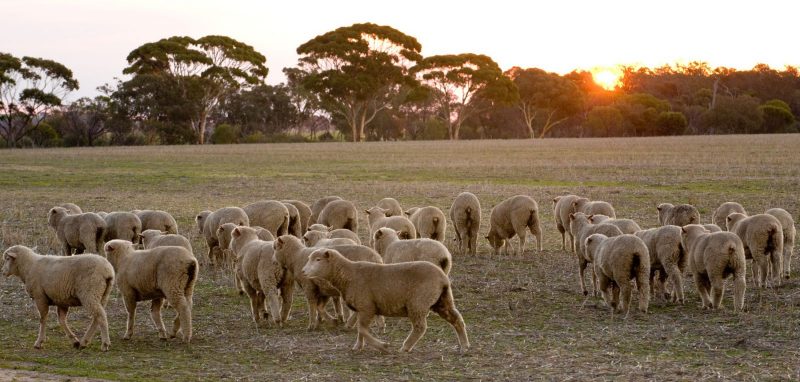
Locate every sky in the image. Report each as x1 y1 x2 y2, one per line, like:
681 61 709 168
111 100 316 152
3 0 799 100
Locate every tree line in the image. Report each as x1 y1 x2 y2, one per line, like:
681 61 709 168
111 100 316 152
1 23 798 147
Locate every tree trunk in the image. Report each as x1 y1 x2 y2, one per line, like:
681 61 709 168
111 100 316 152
452 120 461 140
198 114 208 144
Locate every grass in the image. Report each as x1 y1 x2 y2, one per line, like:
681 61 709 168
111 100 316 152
1 134 799 381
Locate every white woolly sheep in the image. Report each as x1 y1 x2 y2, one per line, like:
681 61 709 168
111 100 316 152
140 229 193 252
634 225 688 303
680 225 747 311
329 228 361 244
103 212 142 244
282 202 303 238
703 224 722 233
310 196 343 224
303 230 356 247
552 194 582 251
657 203 700 227
201 207 249 266
365 207 417 247
302 249 469 353
2 245 114 351
373 227 452 275
712 202 747 231
48 207 107 256
570 212 624 296
319 199 359 232
282 200 312 234
195 211 211 234
307 223 329 232
377 198 404 217
765 208 796 279
486 195 543 256
104 239 197 342
450 192 481 256
589 214 642 234
230 226 287 325
96 211 108 218
58 203 83 215
727 213 784 287
133 210 178 234
573 198 616 218
406 206 447 243
585 234 650 316
243 200 289 237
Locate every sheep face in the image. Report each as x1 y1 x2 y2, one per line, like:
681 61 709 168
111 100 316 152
302 249 334 280
485 231 505 250
726 213 747 231
48 207 68 229
303 230 327 246
195 211 211 234
1 248 19 277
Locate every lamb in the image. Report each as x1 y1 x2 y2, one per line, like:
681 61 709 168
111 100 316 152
727 213 784 287
552 194 582 251
680 225 747 311
243 200 289 237
302 249 469 353
712 202 747 231
303 230 356 247
569 212 624 296
310 196 343 224
588 214 642 234
318 199 359 232
48 207 107 256
230 226 288 325
2 245 114 351
195 210 211 234
373 227 452 274
377 198 404 217
365 207 417 247
406 206 447 243
102 212 142 244
657 203 700 227
573 198 616 218
201 207 249 266
450 192 481 256
58 203 83 215
486 195 543 256
133 210 178 234
765 208 796 278
282 200 312 234
283 202 303 238
307 223 329 232
585 234 650 316
634 226 688 303
140 229 193 252
104 239 197 342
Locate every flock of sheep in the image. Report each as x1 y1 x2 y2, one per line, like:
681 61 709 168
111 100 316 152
1 193 796 354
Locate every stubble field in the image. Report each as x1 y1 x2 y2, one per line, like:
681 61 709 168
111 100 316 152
0 135 799 381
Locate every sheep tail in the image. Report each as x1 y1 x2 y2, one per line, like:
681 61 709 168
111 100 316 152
765 225 779 255
527 209 536 228
439 257 450 273
343 218 355 232
101 275 114 305
431 216 441 240
185 261 198 294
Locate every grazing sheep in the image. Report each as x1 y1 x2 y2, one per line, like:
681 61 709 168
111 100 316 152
712 202 747 231
657 203 700 227
310 196 343 224
573 198 616 218
230 226 287 325
307 223 329 232
195 210 211 234
552 194 582 251
703 224 723 233
48 207 107 256
140 229 193 252
589 214 642 234
283 202 303 238
373 227 452 274
58 203 83 215
585 234 650 316
2 245 114 351
727 213 784 287
102 212 142 244
302 249 469 353
243 200 289 237
765 208 796 278
680 225 746 311
377 198 404 217
282 200 312 234
303 230 355 247
202 207 249 267
406 206 447 243
486 195 543 256
133 210 178 234
634 226 688 303
365 207 417 247
450 192 481 256
104 240 197 342
570 212 624 296
319 199 359 233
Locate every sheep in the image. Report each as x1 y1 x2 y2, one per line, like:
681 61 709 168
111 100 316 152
365 207 417 247
634 226 688 303
377 198 403 217
58 203 83 215
140 229 193 252
712 202 747 231
230 226 288 325
765 208 796 278
552 194 582 251
243 200 289 237
133 210 178 234
329 228 361 244
318 199 359 232
302 249 469 353
585 234 650 317
283 202 303 238
216 223 273 257
703 224 723 233
282 200 312 234
48 207 107 256
680 225 746 311
573 198 616 218
104 239 197 342
272 235 382 330
486 195 543 256
195 210 211 234
450 192 481 256
569 212 624 296
588 214 642 234
307 223 329 232
303 230 356 247
102 212 142 244
310 196 343 224
2 245 114 351
727 213 784 287
657 203 700 227
201 207 249 267
406 206 447 243
373 227 452 275
96 211 108 218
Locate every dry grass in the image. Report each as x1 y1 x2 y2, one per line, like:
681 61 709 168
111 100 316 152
1 135 799 381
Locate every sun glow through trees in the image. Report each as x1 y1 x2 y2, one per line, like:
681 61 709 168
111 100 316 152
591 67 622 91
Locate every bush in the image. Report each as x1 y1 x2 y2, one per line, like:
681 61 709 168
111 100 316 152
242 132 267 143
28 122 62 147
211 124 240 144
655 111 688 135
266 133 309 143
318 131 337 142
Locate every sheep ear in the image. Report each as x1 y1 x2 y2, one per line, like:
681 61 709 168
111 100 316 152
4 252 17 260
364 209 370 214
322 250 330 259
106 244 115 252
569 213 575 220
374 230 383 239
232 228 241 238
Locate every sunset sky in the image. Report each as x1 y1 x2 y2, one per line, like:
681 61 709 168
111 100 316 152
4 0 798 99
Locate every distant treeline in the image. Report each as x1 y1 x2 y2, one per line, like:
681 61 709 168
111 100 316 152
1 23 798 147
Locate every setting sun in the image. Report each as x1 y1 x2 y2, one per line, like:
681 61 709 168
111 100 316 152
591 68 622 91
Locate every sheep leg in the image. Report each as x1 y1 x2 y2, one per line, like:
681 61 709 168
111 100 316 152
306 294 319 330
770 250 782 287
665 264 685 304
558 226 566 250
694 273 712 309
619 282 632 318
33 300 49 349
596 272 613 311
96 305 111 351
784 245 793 279
150 298 168 339
432 295 470 352
79 302 106 350
517 232 526 256
709 274 726 309
243 285 261 323
279 282 294 324
264 289 282 326
56 306 80 347
62 242 72 256
657 270 670 301
578 257 589 296
122 295 137 340
346 312 358 329
355 311 388 352
170 295 192 343
400 314 428 352
757 256 770 288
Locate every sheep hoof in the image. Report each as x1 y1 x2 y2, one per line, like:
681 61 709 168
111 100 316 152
73 341 81 349
101 343 110 352
34 344 43 350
